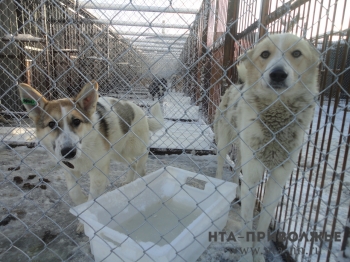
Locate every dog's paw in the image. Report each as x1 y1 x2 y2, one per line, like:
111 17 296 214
235 185 241 200
120 180 131 187
76 222 85 234
122 173 135 186
253 254 265 262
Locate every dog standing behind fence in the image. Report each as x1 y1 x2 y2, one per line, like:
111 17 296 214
214 33 319 261
148 77 167 100
18 81 164 232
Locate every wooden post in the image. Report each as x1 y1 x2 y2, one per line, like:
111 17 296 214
222 0 240 90
194 1 210 109
40 0 54 99
25 60 32 86
209 0 228 123
341 186 350 257
259 0 271 38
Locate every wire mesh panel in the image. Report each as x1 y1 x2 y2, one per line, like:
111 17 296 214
0 0 349 262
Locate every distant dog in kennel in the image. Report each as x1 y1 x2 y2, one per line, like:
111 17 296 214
214 33 319 262
148 77 167 100
18 81 164 232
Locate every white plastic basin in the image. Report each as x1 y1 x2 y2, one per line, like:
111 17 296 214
70 166 237 262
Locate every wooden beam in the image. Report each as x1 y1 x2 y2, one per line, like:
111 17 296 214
222 0 240 86
265 0 311 25
82 18 190 29
133 44 183 49
79 2 199 14
259 0 271 38
114 31 189 38
130 40 185 45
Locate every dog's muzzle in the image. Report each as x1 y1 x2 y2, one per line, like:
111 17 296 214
269 68 288 88
61 147 77 159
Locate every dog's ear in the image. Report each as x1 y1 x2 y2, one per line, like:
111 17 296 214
307 41 321 65
238 48 253 63
76 80 99 115
18 83 47 120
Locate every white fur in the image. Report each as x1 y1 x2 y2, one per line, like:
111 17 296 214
214 34 319 261
55 106 82 159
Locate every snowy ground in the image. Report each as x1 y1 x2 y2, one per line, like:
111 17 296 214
151 120 214 151
116 91 200 122
0 94 349 261
279 100 350 262
162 94 200 121
0 145 283 262
0 88 278 261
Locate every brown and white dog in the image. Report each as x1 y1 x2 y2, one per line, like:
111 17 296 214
19 81 164 231
214 34 319 261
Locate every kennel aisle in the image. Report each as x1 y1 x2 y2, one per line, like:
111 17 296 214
151 92 214 154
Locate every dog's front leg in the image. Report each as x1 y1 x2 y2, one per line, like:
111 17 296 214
134 153 148 180
88 159 110 201
65 170 88 234
216 133 233 180
240 154 265 261
65 170 88 206
253 162 292 262
124 157 137 184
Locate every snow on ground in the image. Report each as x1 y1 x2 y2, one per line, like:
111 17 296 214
1 94 349 261
151 120 214 151
0 144 281 262
278 100 350 262
111 90 200 122
150 93 214 152
162 93 200 121
0 126 36 144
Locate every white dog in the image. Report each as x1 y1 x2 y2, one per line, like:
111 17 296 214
214 33 319 261
19 81 164 231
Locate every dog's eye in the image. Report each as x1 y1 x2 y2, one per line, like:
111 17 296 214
48 121 57 129
292 50 302 58
72 119 81 127
260 51 270 59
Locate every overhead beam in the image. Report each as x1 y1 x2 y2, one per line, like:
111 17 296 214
133 44 184 50
137 46 182 51
79 2 199 14
113 31 189 38
133 44 184 49
146 57 179 59
144 58 179 60
140 49 182 52
142 52 181 54
82 19 190 29
129 39 186 44
143 51 180 54
140 51 182 54
142 54 181 58
141 52 181 56
136 47 183 51
145 35 189 40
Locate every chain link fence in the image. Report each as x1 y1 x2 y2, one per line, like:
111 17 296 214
0 0 349 261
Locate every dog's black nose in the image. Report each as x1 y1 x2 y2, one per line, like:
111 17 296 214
61 147 76 159
270 68 288 82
